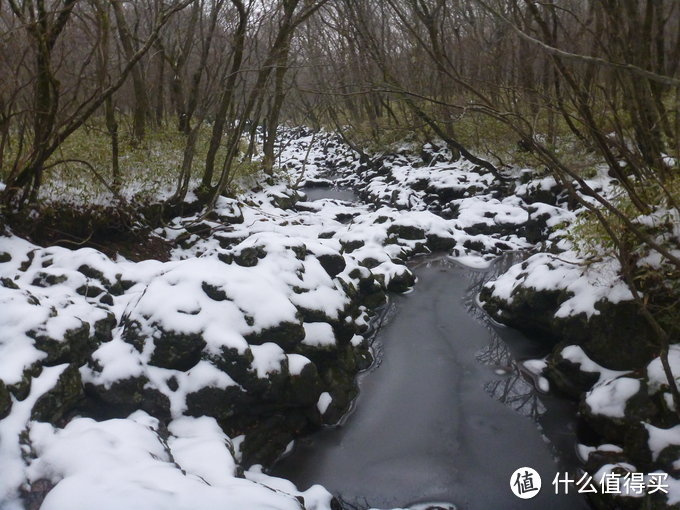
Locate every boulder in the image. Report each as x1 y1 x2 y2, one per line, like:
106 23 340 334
317 253 346 278
31 364 83 423
0 380 11 419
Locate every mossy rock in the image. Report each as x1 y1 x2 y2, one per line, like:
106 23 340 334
7 364 42 401
481 283 656 370
76 264 112 288
387 267 416 293
340 239 364 252
287 362 323 406
233 245 267 267
84 376 171 421
245 321 305 351
1 277 19 289
206 346 255 386
386 224 425 240
76 284 106 298
0 380 11 419
556 300 657 370
580 379 658 444
29 321 93 366
545 346 600 399
185 385 246 421
0 252 11 263
31 272 68 287
426 233 456 251
206 203 244 225
656 445 680 478
150 330 206 371
31 364 83 423
317 253 346 278
239 412 313 468
201 281 230 301
92 312 116 343
271 191 301 210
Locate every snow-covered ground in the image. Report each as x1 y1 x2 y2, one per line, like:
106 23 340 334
1 128 678 509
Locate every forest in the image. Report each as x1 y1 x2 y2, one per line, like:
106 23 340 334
0 1 679 509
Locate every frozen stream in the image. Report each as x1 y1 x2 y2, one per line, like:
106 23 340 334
273 187 589 509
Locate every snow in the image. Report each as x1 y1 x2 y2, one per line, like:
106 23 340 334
250 343 286 378
1 127 653 509
560 345 629 383
647 346 680 393
317 392 332 414
302 322 336 347
287 354 312 376
26 413 312 510
585 377 640 418
0 364 68 507
485 251 634 318
644 423 680 461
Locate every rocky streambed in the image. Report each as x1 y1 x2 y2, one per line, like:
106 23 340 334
273 254 588 510
1 128 678 509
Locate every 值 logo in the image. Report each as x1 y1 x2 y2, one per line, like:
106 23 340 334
510 467 542 499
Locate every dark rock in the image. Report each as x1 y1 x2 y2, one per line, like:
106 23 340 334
580 378 658 444
217 252 234 264
92 312 116 343
545 346 601 398
0 252 11 263
239 412 312 467
207 346 255 386
150 330 206 371
317 253 346 278
185 222 213 236
0 380 11 419
387 223 425 240
340 239 364 252
481 284 657 370
185 385 246 421
21 478 55 510
29 321 93 366
31 272 68 287
287 362 323 406
76 284 106 298
206 203 244 225
426 233 456 251
8 364 41 401
245 321 305 351
234 245 267 267
463 239 487 252
214 233 249 250
202 281 229 301
271 191 301 210
18 251 35 272
387 267 416 293
84 376 171 421
31 364 83 423
1 277 19 289
99 293 114 306
166 376 179 392
77 264 112 288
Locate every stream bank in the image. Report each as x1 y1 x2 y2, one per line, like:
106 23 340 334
1 129 677 509
273 251 588 510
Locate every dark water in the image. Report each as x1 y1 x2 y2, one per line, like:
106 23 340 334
273 257 588 510
302 186 359 202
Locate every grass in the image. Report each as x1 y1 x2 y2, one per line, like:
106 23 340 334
1 116 264 207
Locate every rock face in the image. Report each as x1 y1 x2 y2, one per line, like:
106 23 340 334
480 253 656 370
481 285 657 370
480 251 680 509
